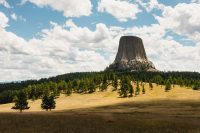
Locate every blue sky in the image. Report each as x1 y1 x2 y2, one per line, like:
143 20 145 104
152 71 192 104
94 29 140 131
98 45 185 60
0 0 200 81
1 0 190 40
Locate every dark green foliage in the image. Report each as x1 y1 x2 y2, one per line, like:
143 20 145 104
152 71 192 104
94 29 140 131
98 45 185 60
65 85 72 96
101 83 108 91
72 80 79 90
0 71 200 104
78 80 87 93
153 75 163 85
165 80 171 92
192 83 200 90
100 74 108 91
57 80 67 91
135 81 140 95
0 90 18 104
12 91 29 112
142 84 145 94
49 81 59 97
119 77 132 97
41 93 56 111
88 82 96 93
113 77 118 91
129 85 134 97
119 84 129 97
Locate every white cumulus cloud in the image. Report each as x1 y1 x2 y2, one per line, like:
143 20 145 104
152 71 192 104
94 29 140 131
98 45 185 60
21 0 92 17
98 0 141 22
155 3 200 42
137 0 166 12
0 12 9 28
1 3 200 82
123 24 200 72
0 17 117 81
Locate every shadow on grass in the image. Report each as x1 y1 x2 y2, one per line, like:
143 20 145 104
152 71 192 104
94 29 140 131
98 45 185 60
0 100 200 133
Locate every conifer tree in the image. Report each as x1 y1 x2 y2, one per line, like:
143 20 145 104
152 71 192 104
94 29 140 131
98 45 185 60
119 83 129 97
193 83 200 90
142 84 145 94
58 80 67 92
65 85 72 96
113 77 118 91
135 81 140 95
101 75 108 91
129 85 134 97
12 91 30 113
165 80 171 92
41 93 56 111
88 81 96 93
101 83 108 91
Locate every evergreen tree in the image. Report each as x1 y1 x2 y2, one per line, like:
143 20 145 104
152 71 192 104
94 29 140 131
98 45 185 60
101 82 108 91
100 75 108 91
58 80 67 92
78 81 84 93
72 80 79 91
135 81 140 95
78 80 87 93
119 83 129 97
129 85 134 97
192 83 200 90
113 77 118 91
165 80 171 92
48 95 56 111
41 93 56 111
88 82 96 93
103 74 108 84
142 84 145 94
153 75 163 85
110 72 115 81
65 84 72 96
119 76 132 97
12 91 30 113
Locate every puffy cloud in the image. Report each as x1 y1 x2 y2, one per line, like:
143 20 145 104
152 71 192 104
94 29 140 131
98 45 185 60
137 0 166 12
155 3 200 42
41 20 119 52
1 2 200 82
98 0 141 22
0 12 9 28
123 24 200 72
0 18 117 81
0 0 11 8
21 0 92 17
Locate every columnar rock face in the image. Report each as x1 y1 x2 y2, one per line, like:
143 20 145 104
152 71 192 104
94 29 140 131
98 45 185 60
108 36 157 71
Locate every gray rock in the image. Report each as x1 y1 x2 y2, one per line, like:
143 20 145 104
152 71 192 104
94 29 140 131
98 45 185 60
108 36 157 71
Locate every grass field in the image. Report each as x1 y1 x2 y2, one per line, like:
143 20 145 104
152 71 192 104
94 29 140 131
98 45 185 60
0 84 200 133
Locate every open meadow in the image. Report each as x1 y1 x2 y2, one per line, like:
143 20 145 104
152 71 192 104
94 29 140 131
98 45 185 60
0 84 200 133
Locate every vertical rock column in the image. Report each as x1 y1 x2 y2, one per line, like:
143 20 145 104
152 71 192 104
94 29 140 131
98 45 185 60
108 36 157 71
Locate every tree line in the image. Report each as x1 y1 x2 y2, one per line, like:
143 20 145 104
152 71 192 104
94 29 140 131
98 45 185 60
0 71 199 104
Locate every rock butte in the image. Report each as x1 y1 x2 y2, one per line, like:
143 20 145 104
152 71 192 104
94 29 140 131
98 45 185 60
108 36 157 71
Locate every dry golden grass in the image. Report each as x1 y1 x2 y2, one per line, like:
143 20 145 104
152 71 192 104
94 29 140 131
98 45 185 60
0 84 200 133
0 84 200 112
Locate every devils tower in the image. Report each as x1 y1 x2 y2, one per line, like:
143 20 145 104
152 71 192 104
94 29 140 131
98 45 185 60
108 36 157 71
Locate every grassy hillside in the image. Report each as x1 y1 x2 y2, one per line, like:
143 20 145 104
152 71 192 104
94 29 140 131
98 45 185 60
0 84 200 133
0 84 200 112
